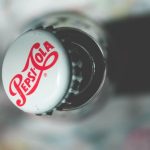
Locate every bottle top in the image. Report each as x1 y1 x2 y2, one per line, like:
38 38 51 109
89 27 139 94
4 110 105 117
2 29 71 114
2 26 106 115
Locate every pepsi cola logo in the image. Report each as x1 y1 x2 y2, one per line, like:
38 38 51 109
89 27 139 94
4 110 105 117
9 41 59 107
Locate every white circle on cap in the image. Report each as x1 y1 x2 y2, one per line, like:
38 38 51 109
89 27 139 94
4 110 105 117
2 29 70 114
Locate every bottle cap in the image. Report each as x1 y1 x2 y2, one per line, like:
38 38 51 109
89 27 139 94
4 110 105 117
2 29 71 114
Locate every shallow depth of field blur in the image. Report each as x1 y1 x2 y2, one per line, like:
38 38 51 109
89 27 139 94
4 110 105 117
0 0 150 150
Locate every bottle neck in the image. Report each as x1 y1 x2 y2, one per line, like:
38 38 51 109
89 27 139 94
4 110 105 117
53 27 106 111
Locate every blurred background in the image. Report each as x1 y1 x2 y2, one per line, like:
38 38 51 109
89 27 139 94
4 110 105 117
1 0 150 150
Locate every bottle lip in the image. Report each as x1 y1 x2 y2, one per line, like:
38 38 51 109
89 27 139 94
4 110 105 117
54 27 106 111
2 28 71 114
